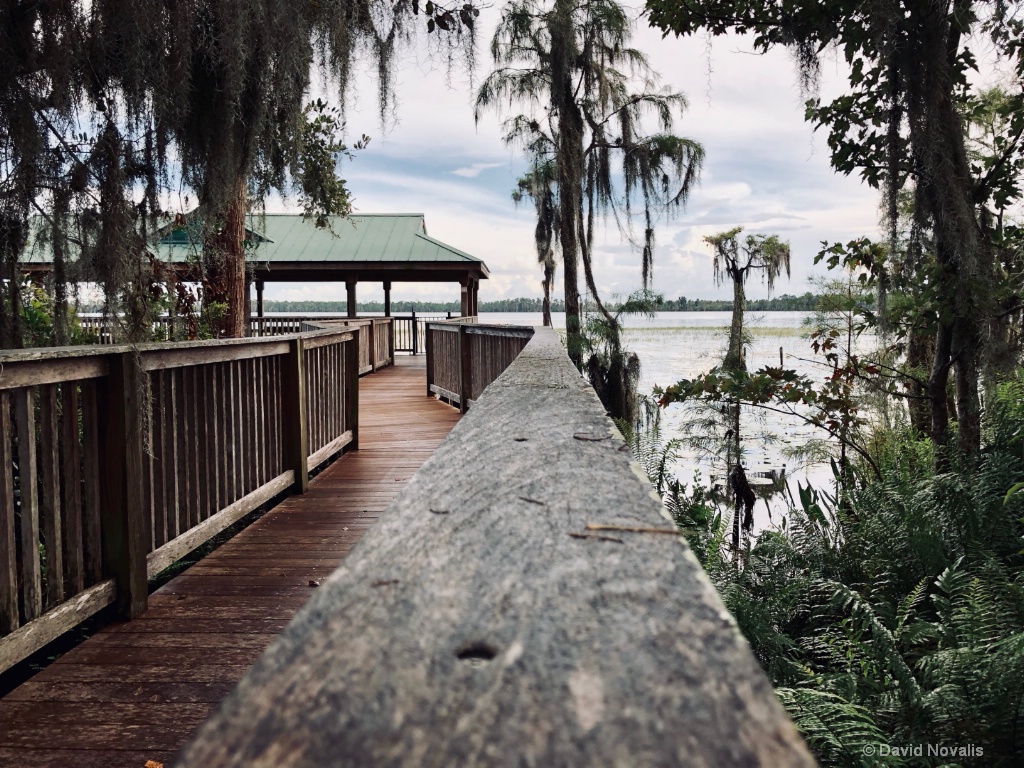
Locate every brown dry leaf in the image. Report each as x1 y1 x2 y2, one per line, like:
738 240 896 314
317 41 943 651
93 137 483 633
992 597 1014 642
308 579 320 587
144 761 165 768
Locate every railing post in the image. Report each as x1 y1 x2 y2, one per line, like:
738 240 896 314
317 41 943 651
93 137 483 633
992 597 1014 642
368 321 377 373
387 318 394 364
100 352 148 619
345 333 360 452
282 338 309 494
411 310 418 355
425 322 434 396
459 323 471 414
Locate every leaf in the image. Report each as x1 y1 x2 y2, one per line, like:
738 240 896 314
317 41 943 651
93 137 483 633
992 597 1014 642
1003 481 1024 506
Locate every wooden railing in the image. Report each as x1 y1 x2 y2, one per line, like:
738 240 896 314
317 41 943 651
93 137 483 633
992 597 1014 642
299 318 394 374
393 313 450 354
78 314 178 343
249 315 350 337
177 327 815 767
425 318 534 412
0 327 359 674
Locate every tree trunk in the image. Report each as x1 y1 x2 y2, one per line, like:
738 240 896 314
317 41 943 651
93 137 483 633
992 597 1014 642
552 0 584 369
725 273 746 372
730 399 741 554
953 315 982 459
909 7 987 462
223 180 248 339
542 259 554 328
928 321 953 468
0 214 25 349
906 328 933 434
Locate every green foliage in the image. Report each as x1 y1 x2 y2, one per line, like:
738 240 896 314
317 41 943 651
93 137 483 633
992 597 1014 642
582 290 659 423
298 100 369 230
655 379 1024 766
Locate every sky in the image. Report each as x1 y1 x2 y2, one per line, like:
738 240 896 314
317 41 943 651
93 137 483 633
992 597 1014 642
263 5 884 306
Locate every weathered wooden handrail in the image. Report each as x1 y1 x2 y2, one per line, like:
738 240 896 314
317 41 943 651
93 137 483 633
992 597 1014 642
0 327 360 674
425 318 533 412
175 327 814 767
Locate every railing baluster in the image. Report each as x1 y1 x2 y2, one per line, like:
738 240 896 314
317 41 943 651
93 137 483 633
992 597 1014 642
39 384 63 608
175 368 192 534
283 338 309 494
245 359 257 495
60 382 84 596
227 361 238 504
163 369 180 543
81 378 102 581
14 389 42 622
151 373 166 549
0 392 18 633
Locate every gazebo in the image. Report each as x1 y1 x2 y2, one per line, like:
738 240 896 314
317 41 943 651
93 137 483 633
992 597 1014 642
155 213 489 318
22 213 489 318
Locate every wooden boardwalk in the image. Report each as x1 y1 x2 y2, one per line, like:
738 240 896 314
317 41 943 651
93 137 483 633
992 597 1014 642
0 356 458 768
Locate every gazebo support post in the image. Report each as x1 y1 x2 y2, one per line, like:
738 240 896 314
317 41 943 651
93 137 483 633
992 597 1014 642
383 281 391 317
460 281 470 318
347 280 357 318
244 278 253 336
256 280 264 319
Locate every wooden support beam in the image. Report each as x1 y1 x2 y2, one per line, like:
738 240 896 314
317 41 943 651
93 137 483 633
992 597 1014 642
460 281 470 318
344 334 359 452
425 323 434 397
256 280 265 319
282 339 309 494
346 281 357 319
383 281 391 317
100 352 148 619
458 323 471 414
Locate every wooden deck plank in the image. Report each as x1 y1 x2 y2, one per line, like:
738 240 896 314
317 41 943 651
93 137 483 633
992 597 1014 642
0 356 458 766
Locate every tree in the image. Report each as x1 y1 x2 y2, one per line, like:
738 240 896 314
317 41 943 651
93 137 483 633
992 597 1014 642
0 0 475 346
512 156 559 327
705 227 790 552
708 228 791 373
476 0 703 367
645 0 1024 461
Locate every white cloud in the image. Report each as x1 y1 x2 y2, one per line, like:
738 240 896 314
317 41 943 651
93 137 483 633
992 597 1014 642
263 2 884 303
451 162 507 178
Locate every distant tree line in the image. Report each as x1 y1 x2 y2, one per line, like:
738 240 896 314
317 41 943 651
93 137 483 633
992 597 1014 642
259 298 572 313
659 292 826 312
255 294 827 314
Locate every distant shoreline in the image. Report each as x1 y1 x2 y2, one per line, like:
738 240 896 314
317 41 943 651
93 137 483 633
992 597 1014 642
201 292 827 314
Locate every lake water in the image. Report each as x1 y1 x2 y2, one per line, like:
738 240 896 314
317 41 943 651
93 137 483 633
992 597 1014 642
478 311 844 531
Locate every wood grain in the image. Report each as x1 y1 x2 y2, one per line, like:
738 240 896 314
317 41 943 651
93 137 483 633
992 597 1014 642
177 330 814 768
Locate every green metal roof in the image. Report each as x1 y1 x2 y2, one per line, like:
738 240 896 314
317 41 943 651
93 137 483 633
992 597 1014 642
156 213 486 267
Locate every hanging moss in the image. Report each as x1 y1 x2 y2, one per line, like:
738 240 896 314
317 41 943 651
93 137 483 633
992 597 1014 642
0 0 476 347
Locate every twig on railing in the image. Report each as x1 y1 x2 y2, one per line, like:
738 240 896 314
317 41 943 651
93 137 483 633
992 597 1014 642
568 532 624 544
585 523 678 535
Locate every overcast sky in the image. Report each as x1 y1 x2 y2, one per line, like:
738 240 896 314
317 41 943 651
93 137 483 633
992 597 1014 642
264 5 883 306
